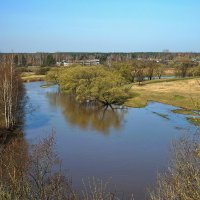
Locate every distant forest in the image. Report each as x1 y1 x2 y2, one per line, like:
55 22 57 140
0 52 200 67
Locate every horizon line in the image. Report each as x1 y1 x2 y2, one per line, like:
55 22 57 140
1 51 200 54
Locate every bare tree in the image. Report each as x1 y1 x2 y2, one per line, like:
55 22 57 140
0 134 77 200
149 130 200 200
0 55 25 130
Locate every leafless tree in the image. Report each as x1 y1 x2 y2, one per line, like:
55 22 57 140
0 55 25 130
0 133 77 200
149 130 200 200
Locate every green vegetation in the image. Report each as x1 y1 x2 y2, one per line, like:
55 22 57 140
111 60 165 83
46 66 130 106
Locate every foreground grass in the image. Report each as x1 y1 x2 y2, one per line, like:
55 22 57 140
125 78 200 110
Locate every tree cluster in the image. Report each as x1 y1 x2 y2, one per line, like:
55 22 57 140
111 60 165 84
46 66 130 106
0 55 25 130
174 57 200 77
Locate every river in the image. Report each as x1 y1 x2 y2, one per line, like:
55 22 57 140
24 81 196 199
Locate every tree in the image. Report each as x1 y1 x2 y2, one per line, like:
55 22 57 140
45 54 56 66
111 62 135 83
187 64 200 77
145 61 156 80
155 63 164 79
0 55 25 130
174 57 194 77
13 55 18 66
46 67 62 85
21 55 27 67
47 66 130 106
111 60 147 84
0 134 76 200
133 61 146 84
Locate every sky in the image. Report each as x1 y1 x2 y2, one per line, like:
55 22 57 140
0 0 200 52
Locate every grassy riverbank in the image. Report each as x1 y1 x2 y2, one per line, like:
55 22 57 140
125 77 200 110
22 74 45 82
21 72 45 82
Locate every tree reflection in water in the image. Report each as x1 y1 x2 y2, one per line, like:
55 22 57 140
46 93 127 134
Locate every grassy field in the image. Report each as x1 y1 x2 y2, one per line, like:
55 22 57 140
21 72 45 82
125 78 200 110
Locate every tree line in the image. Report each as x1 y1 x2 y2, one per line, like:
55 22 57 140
112 58 200 80
1 52 200 67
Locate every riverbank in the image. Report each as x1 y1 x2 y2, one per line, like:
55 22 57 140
125 77 200 111
21 73 45 82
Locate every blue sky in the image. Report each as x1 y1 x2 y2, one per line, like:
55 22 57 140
1 0 200 52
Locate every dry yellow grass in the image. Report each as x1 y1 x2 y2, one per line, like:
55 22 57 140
21 74 45 82
125 78 200 110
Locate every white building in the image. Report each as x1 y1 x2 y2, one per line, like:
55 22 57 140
56 60 73 67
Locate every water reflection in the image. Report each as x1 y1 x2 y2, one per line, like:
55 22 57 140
46 93 127 134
